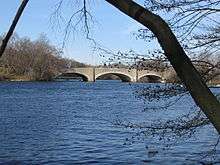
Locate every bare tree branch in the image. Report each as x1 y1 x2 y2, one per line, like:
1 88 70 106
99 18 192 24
0 0 29 57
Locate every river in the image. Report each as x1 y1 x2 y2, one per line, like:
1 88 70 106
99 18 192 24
0 81 219 164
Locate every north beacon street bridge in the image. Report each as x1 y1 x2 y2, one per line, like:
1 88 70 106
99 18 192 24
58 67 167 83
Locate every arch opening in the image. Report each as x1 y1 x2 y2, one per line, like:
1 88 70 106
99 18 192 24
56 73 88 81
138 75 162 83
96 73 131 82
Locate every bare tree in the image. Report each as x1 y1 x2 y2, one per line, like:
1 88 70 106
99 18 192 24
0 34 69 81
102 0 220 134
137 1 219 53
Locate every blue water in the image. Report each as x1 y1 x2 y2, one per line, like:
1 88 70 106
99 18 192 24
0 81 219 165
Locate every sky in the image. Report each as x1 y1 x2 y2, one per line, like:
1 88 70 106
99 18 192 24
0 0 152 65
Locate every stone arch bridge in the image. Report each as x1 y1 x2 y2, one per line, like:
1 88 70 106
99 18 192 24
58 67 167 83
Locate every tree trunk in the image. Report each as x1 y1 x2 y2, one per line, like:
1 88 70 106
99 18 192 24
105 0 220 134
0 0 29 57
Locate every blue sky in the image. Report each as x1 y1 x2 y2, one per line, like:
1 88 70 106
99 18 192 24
0 0 153 65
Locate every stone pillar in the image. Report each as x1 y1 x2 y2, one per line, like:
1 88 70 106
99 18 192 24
129 69 137 82
86 68 95 82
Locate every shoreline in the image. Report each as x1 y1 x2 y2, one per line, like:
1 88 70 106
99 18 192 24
0 79 220 87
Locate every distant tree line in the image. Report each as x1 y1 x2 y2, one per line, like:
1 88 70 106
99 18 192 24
0 34 87 81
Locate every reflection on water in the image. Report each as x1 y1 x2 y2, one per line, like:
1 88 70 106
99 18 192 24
0 81 219 164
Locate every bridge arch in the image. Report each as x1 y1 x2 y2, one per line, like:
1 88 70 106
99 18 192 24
57 72 90 81
138 74 163 83
95 72 132 82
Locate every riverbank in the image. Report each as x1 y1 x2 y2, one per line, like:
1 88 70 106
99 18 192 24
1 69 220 85
0 68 53 81
209 84 220 88
1 74 220 86
0 73 31 82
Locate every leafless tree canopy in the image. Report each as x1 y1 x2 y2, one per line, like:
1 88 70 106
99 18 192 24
0 34 87 81
143 0 220 55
